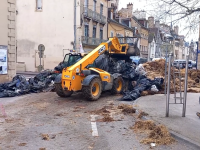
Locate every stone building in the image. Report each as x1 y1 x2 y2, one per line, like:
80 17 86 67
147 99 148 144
0 0 16 83
16 0 108 72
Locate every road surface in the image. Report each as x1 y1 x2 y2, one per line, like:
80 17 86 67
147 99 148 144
0 92 198 150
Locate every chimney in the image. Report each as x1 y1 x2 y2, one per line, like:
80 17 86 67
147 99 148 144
127 2 133 10
127 3 133 18
174 25 179 35
155 20 160 28
148 16 154 28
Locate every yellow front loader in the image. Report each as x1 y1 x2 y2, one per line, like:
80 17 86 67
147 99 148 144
54 37 139 100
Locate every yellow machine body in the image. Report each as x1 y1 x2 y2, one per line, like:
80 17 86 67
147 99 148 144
60 37 135 94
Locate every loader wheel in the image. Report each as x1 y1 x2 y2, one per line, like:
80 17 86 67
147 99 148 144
55 83 73 97
82 78 102 101
111 76 124 94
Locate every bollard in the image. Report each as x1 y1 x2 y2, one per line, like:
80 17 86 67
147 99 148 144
199 96 200 104
166 53 172 117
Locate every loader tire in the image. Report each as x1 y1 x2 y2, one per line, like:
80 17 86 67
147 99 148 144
111 76 124 94
55 83 73 97
82 78 102 101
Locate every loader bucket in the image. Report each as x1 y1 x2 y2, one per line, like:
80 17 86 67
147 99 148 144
127 45 140 56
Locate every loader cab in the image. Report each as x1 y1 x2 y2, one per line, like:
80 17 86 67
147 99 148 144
63 53 82 67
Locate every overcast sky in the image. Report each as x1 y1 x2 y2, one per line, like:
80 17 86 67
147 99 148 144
118 0 199 43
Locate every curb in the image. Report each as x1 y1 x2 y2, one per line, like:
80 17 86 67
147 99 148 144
17 71 39 75
170 130 200 149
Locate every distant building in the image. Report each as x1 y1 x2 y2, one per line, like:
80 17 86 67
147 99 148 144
16 0 108 72
148 33 156 61
132 10 146 20
107 1 134 44
118 3 149 59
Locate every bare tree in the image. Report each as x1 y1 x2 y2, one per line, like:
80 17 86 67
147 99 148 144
146 0 200 35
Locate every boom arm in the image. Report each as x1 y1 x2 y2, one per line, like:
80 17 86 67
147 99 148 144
66 37 128 72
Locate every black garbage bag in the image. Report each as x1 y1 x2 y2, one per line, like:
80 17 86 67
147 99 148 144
34 70 51 82
120 76 164 101
135 78 152 92
121 89 140 101
151 78 164 90
54 62 68 72
0 82 11 92
0 90 19 98
110 60 125 73
94 54 110 72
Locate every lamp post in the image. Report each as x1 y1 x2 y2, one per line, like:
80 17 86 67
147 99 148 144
196 41 199 69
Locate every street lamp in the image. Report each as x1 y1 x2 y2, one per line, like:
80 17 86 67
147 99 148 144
196 41 199 69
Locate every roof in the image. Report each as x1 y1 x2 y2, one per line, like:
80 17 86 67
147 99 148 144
132 16 148 30
108 18 133 31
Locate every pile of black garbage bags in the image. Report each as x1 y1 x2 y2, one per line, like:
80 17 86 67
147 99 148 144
0 54 164 100
94 54 164 101
0 70 58 98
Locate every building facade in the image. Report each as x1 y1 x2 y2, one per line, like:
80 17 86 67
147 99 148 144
148 33 156 61
78 0 108 52
0 0 16 83
16 0 75 72
107 1 133 43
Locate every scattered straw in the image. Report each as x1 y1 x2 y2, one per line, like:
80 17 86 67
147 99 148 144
97 114 115 122
117 104 136 114
18 143 27 146
91 106 112 115
41 134 50 140
133 120 156 130
137 111 148 119
141 125 175 145
132 120 175 145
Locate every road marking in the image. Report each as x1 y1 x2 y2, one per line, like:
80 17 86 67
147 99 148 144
90 115 98 137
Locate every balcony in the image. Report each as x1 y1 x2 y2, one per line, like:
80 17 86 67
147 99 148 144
83 7 107 24
82 36 107 46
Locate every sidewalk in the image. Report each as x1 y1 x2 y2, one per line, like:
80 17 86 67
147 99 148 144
135 93 200 146
17 71 39 80
17 71 39 75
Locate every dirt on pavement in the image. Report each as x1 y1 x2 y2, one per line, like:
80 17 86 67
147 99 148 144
0 92 197 150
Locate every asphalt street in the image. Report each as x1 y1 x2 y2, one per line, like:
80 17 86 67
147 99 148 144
0 92 198 150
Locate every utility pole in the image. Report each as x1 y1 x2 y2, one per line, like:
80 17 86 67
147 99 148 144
74 0 77 51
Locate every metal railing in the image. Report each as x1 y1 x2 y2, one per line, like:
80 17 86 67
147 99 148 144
82 36 107 46
83 7 93 18
100 15 106 24
83 7 106 24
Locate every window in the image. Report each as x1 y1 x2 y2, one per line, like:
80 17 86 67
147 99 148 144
93 0 96 11
110 31 114 37
100 28 103 40
117 33 123 43
84 25 89 37
36 0 42 11
110 12 113 19
84 0 88 13
100 4 103 16
93 26 96 38
84 0 88 7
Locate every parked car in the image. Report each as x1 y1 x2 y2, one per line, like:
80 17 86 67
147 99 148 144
130 56 147 65
173 59 193 69
191 60 196 68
